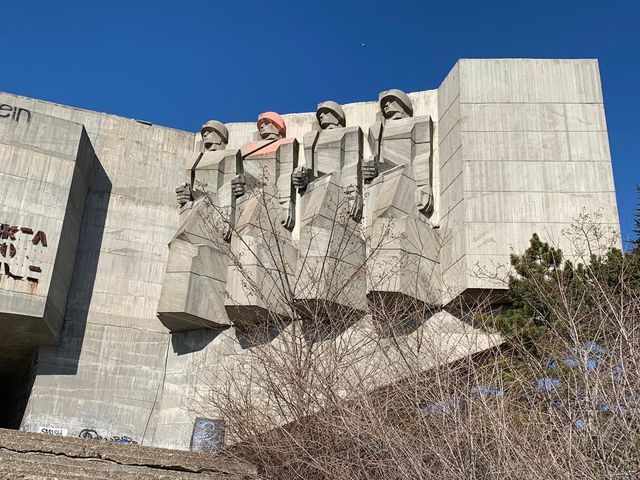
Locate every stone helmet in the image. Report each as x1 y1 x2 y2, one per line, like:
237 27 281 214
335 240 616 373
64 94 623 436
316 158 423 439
257 112 286 137
379 89 414 118
316 100 346 128
200 120 229 144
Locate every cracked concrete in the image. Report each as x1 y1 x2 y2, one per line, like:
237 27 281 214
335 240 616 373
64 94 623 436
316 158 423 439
0 428 258 479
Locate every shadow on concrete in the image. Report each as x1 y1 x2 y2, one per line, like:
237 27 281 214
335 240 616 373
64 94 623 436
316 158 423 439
301 314 363 344
0 353 36 428
38 131 111 376
368 291 440 338
295 300 365 343
444 288 509 330
235 320 291 349
171 327 229 356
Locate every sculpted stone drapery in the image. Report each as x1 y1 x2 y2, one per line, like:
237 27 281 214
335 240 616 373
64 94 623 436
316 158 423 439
224 112 299 324
157 121 245 331
364 90 441 309
293 101 366 319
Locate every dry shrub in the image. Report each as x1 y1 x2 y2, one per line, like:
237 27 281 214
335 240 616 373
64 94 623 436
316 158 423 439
200 183 640 479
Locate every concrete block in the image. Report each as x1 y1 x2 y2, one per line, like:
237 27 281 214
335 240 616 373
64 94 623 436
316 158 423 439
461 103 567 132
568 131 611 162
464 191 618 224
458 59 603 104
440 148 463 198
0 111 93 376
464 160 616 194
438 96 460 144
461 131 571 162
565 103 607 131
437 62 460 116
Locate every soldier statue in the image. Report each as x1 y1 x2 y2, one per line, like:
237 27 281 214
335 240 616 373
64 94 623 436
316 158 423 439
363 89 441 309
292 101 367 320
225 112 299 324
157 120 245 331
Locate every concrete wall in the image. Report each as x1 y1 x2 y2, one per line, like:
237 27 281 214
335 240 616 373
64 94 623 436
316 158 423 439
0 58 620 450
439 59 619 301
0 107 93 376
0 92 195 444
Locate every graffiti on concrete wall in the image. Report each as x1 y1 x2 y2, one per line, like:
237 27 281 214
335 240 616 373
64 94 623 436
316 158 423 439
78 429 138 445
0 104 31 124
0 223 47 285
190 417 225 453
37 426 68 436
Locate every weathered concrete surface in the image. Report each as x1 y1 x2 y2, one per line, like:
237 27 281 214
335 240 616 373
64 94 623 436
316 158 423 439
0 92 195 444
0 109 94 376
438 59 619 302
149 311 503 449
0 428 258 479
0 58 620 452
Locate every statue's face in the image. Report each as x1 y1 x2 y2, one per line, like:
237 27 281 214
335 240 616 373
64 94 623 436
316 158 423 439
202 129 225 151
318 109 341 130
382 97 409 120
258 119 282 140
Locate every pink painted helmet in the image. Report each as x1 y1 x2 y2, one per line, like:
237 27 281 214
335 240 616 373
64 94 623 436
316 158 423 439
257 112 286 137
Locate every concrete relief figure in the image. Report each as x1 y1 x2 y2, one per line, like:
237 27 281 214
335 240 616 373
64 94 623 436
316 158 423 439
183 121 246 241
292 101 367 320
157 121 245 332
364 89 433 215
225 112 299 324
364 89 441 310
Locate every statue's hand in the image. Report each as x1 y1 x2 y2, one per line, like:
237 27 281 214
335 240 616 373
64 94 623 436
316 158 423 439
362 155 379 182
231 174 246 197
349 191 363 223
416 185 434 216
281 199 296 231
175 183 193 207
291 166 310 190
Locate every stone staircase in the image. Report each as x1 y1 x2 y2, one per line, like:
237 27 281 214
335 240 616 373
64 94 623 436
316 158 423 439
0 428 258 479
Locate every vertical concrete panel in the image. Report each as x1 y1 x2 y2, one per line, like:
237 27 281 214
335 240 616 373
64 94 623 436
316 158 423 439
0 106 92 375
0 92 194 443
455 59 619 295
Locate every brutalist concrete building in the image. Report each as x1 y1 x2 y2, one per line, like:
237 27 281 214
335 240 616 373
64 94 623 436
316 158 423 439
0 59 619 450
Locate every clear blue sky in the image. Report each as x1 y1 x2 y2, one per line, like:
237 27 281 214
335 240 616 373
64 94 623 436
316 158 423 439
2 1 638 244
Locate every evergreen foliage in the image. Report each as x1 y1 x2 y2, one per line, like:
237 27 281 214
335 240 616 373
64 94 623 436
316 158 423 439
495 233 640 353
633 185 640 250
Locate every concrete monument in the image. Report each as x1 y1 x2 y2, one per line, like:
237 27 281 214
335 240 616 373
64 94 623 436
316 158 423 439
0 59 620 452
157 121 245 332
293 101 366 319
363 89 440 310
224 112 299 323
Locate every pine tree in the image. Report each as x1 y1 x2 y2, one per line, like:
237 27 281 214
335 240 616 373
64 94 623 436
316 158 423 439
492 234 569 350
633 185 640 250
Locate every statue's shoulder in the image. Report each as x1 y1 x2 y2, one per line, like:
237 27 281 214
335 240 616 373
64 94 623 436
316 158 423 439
383 116 432 141
368 120 383 136
197 150 238 170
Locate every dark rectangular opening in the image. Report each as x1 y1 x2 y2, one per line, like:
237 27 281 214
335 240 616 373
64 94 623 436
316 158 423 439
0 358 35 429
